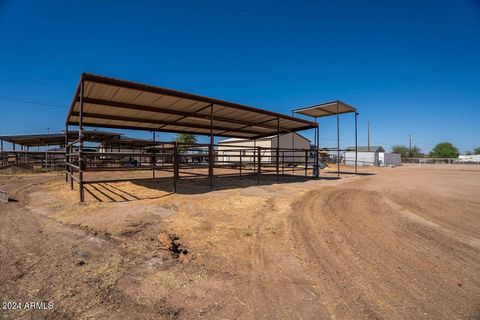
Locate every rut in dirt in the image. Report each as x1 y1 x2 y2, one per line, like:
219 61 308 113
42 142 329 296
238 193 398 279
289 186 480 320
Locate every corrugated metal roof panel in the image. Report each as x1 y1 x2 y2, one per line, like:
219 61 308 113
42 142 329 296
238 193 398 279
66 73 317 139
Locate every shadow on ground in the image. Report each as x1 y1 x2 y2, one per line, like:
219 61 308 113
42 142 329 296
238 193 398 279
81 170 369 202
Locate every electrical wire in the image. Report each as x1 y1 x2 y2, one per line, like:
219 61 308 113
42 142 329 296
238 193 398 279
0 95 67 109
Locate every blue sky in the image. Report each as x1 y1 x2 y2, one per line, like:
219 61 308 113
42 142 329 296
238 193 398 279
0 0 479 152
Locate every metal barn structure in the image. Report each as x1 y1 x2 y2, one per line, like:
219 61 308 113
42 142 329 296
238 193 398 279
293 100 359 177
0 130 121 170
217 133 311 163
64 73 319 201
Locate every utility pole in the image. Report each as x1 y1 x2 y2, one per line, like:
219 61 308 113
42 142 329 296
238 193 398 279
367 121 370 152
409 134 412 151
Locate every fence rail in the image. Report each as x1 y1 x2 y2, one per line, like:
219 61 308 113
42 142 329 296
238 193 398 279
402 158 480 165
0 151 65 170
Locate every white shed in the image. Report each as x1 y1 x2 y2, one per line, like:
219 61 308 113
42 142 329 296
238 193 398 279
344 146 384 167
217 133 310 164
344 146 400 167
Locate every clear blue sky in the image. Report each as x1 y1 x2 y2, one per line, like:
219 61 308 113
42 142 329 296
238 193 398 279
1 0 479 152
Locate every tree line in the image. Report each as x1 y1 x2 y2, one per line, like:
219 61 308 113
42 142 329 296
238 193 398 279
391 143 480 158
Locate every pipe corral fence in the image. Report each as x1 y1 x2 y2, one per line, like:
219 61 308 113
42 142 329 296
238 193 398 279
0 150 65 170
65 141 328 201
2 73 361 202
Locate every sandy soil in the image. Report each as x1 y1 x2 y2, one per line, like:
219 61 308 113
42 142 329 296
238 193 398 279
0 165 479 319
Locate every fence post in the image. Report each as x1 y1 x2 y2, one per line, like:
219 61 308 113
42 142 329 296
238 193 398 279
305 150 308 177
173 142 178 193
239 150 242 177
257 147 261 184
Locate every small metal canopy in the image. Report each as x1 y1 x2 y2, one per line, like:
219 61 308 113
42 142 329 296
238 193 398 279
65 73 317 139
293 100 359 176
0 130 121 148
294 100 357 118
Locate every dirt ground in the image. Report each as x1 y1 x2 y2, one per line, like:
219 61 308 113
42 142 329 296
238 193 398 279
1 165 479 319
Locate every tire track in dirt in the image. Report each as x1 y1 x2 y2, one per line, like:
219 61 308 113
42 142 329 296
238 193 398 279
288 185 480 319
236 194 330 319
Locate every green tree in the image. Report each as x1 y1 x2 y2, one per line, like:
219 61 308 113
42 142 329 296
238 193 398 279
391 145 409 158
474 147 480 155
429 142 459 158
465 150 473 155
175 133 197 145
174 133 197 155
391 145 422 158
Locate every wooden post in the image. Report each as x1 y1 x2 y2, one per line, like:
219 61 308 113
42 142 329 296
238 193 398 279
282 151 284 175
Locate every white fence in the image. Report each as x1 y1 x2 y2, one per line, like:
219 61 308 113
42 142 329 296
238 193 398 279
402 158 480 165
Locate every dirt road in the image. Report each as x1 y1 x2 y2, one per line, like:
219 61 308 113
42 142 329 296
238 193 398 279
1 166 479 319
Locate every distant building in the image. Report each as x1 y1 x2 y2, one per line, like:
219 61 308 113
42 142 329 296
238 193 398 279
344 146 401 167
459 154 480 163
217 133 310 164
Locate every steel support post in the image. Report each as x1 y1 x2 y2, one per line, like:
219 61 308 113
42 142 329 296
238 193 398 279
70 145 73 190
305 150 308 177
173 141 178 193
253 140 256 168
276 117 280 180
65 125 69 182
355 112 358 174
152 130 156 178
316 117 319 178
79 80 85 202
336 101 340 178
208 104 214 190
292 131 295 173
257 146 261 184
239 150 242 177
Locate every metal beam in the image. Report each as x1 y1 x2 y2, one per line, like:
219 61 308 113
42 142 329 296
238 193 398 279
76 97 285 131
70 111 262 136
68 121 249 139
216 117 280 135
157 103 213 130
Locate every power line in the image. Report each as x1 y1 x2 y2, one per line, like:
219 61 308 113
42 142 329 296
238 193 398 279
0 95 67 109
